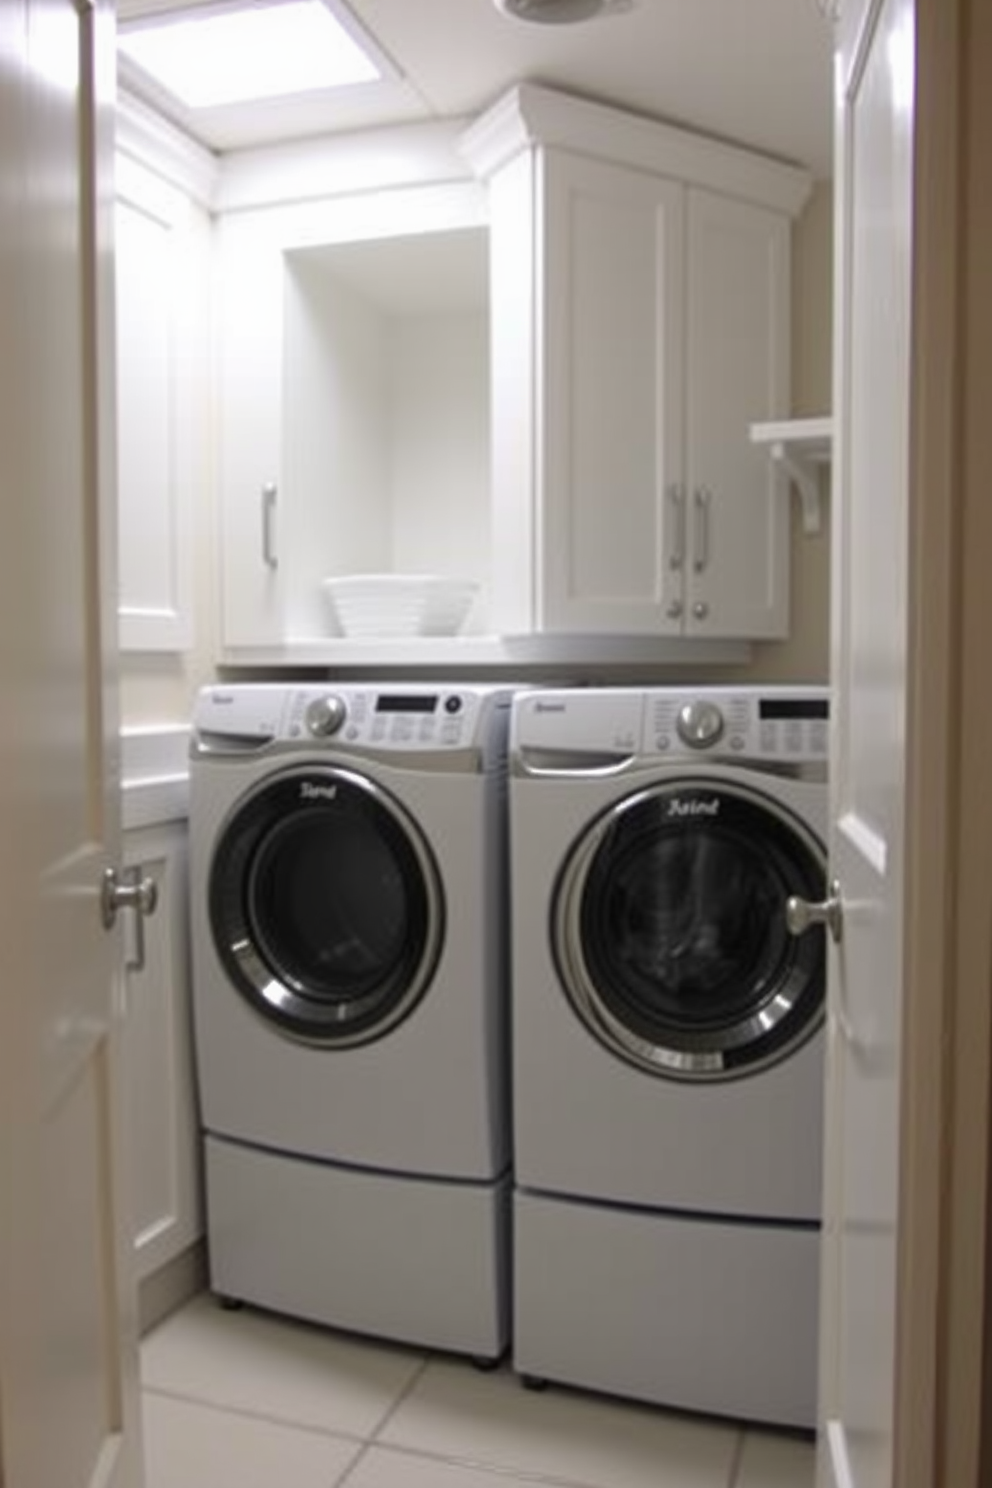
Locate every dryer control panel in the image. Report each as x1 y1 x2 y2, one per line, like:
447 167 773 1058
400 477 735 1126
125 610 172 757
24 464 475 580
647 689 829 761
511 687 829 765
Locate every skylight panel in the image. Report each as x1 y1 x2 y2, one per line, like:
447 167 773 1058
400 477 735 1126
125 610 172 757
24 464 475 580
117 1 383 110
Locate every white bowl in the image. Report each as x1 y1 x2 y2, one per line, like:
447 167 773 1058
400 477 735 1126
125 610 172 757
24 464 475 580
321 574 479 637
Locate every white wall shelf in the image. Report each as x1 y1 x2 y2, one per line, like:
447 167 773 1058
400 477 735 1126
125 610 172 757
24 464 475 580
750 416 833 535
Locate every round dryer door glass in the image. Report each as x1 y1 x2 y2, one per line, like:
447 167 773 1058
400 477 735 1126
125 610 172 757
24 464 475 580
553 780 826 1080
209 766 444 1045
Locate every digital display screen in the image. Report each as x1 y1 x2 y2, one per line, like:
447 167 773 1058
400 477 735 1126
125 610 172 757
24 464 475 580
759 698 829 720
375 695 439 714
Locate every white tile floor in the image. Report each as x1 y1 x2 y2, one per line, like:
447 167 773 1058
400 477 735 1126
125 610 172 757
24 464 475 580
140 1292 817 1488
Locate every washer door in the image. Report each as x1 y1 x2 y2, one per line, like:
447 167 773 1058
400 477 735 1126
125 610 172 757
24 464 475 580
553 780 826 1080
209 766 444 1046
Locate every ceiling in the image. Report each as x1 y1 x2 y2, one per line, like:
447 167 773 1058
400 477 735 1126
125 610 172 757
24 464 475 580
117 0 836 180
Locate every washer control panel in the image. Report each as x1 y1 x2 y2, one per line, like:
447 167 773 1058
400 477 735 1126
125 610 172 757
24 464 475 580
288 687 475 749
193 684 494 752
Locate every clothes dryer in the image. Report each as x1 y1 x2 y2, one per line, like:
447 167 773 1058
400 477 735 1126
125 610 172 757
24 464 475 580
188 682 511 1360
508 685 828 1426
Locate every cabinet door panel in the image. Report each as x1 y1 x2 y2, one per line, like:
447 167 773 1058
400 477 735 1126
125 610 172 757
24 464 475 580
122 825 202 1282
540 152 685 633
115 154 197 652
686 189 791 637
216 221 286 646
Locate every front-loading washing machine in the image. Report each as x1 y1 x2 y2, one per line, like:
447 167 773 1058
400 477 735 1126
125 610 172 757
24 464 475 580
508 685 829 1426
188 681 511 1360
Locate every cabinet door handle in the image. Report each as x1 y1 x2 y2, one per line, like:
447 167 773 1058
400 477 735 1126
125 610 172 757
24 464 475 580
667 483 685 571
104 865 157 973
693 486 711 573
261 482 279 569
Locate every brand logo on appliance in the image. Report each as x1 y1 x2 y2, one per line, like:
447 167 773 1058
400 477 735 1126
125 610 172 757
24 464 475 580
300 781 338 802
533 700 567 713
666 796 720 818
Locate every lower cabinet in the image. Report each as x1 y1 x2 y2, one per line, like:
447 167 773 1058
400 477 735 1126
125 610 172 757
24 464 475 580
121 821 203 1289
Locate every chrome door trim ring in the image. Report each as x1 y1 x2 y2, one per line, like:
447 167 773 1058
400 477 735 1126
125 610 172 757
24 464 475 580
551 778 826 1081
209 764 445 1047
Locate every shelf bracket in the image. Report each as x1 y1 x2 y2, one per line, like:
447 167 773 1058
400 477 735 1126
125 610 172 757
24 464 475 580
750 418 832 537
769 441 823 535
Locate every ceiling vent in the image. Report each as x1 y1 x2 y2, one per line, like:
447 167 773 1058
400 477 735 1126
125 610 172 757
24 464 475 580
493 0 630 23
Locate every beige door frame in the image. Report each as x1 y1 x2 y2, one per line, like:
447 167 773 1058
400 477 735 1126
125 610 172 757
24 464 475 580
895 1 992 1484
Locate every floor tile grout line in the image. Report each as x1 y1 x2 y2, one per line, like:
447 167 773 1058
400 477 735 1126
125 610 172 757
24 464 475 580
140 1381 371 1447
336 1435 696 1488
365 1347 435 1441
144 1375 742 1488
331 1436 377 1488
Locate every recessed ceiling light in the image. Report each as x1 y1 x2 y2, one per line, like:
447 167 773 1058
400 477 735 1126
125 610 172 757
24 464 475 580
117 1 384 110
493 0 631 22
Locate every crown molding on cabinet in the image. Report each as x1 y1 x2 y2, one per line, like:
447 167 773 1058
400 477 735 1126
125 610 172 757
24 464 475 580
214 118 479 215
117 89 219 208
460 82 812 217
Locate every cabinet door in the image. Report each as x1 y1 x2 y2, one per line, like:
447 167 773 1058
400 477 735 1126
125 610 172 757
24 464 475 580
121 824 202 1283
115 153 199 652
538 151 687 634
684 189 791 638
216 216 286 646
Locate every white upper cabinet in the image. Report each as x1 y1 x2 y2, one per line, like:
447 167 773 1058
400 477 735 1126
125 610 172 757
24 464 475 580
462 84 810 641
211 86 810 661
115 99 214 653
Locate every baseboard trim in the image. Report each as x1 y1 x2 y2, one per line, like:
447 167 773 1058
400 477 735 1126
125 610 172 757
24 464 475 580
138 1241 208 1336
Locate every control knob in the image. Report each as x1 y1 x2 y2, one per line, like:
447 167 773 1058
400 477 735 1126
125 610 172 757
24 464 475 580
305 694 347 737
676 699 725 750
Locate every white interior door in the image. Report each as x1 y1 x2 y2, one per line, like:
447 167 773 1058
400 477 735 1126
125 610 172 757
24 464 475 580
816 1 915 1485
0 1 144 1484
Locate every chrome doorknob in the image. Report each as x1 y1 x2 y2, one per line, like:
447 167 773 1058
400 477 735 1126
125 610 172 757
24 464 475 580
101 866 158 931
786 879 842 943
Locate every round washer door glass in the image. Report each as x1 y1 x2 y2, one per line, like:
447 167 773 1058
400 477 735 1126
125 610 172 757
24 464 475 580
553 780 826 1080
210 766 444 1045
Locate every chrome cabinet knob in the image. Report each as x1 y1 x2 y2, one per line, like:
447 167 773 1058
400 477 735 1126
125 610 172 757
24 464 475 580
692 600 709 620
786 879 843 943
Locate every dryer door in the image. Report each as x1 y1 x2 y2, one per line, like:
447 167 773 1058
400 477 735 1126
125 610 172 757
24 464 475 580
553 779 826 1080
209 766 444 1045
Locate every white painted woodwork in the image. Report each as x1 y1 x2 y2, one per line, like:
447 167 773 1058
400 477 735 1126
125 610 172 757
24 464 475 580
115 152 200 652
464 85 805 640
537 152 687 635
817 0 915 1484
122 824 202 1284
684 188 792 636
213 83 804 660
0 0 143 1483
